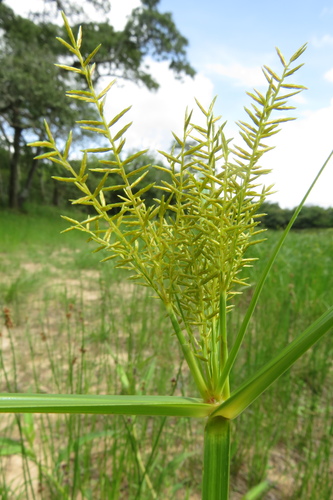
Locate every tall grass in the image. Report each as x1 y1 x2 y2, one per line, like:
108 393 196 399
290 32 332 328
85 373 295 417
1 207 332 498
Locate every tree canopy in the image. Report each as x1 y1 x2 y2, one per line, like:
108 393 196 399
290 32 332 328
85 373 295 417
260 202 333 229
0 3 78 208
15 0 195 89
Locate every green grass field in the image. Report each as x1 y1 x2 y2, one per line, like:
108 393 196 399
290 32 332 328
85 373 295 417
0 206 332 499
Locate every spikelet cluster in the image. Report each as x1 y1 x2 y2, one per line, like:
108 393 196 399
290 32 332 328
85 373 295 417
30 13 306 361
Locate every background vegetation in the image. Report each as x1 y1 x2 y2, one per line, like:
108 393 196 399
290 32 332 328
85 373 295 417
261 202 333 230
0 206 332 498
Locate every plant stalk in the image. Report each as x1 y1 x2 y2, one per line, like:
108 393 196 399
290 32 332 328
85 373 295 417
202 416 231 500
166 303 210 400
219 291 230 399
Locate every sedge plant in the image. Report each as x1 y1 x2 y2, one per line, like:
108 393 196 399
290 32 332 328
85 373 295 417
1 14 333 499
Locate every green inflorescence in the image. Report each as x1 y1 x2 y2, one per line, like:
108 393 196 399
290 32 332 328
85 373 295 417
30 13 307 402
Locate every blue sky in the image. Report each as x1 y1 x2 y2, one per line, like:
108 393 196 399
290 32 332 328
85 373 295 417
7 0 333 207
160 0 333 114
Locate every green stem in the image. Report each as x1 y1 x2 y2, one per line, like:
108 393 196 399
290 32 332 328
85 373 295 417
202 416 231 500
219 291 230 399
210 321 219 394
166 304 210 400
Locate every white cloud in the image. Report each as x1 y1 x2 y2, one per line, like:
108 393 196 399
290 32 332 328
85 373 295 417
324 68 333 82
5 0 139 28
107 0 141 29
261 100 333 208
6 0 41 17
290 93 307 105
83 0 141 28
320 7 333 17
206 62 266 88
311 34 333 48
100 59 215 154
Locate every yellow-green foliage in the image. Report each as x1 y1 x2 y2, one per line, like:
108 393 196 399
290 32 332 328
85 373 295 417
30 13 306 402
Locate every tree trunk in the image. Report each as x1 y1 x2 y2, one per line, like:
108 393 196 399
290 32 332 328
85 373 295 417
52 183 60 206
0 167 4 207
8 125 22 209
18 148 40 210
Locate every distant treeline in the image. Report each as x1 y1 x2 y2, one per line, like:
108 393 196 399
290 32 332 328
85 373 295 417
261 202 333 229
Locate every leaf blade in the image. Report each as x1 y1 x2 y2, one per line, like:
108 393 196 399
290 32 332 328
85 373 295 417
0 394 213 418
213 305 333 420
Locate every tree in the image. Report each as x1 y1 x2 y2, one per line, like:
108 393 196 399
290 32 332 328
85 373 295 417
293 205 332 229
260 202 333 229
64 0 195 88
31 0 195 88
260 202 291 229
0 0 195 208
0 4 79 208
